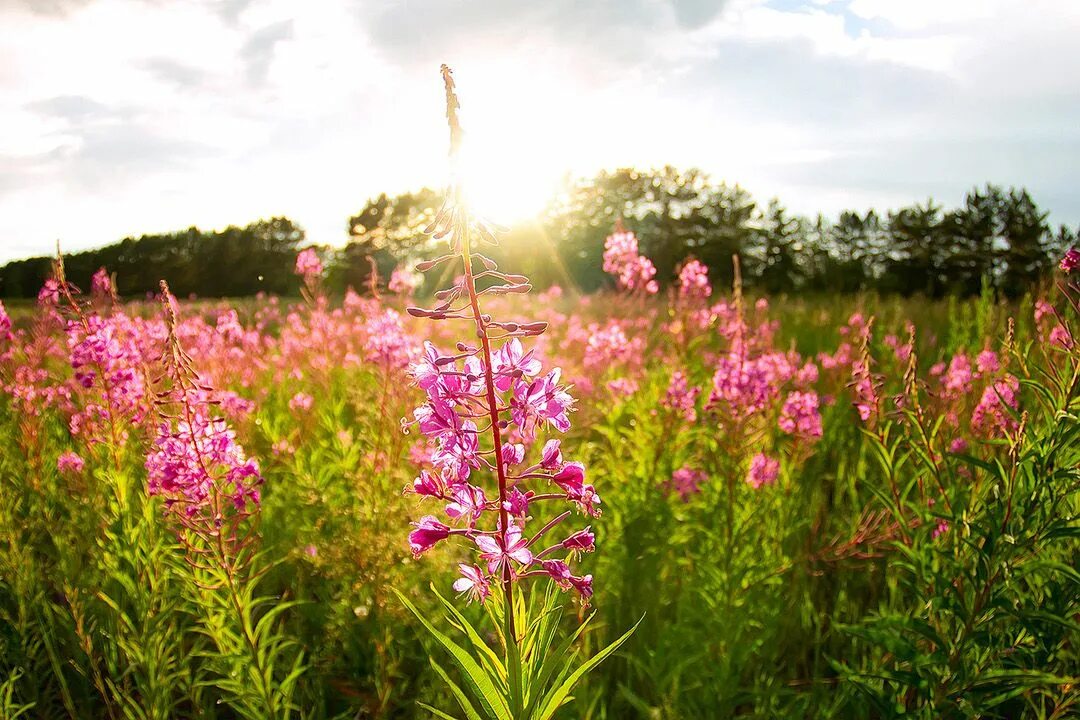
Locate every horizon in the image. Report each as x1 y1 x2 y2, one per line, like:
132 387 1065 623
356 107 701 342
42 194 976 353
2 0 1078 264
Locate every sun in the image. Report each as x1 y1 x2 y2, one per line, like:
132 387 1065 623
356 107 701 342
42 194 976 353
457 136 562 225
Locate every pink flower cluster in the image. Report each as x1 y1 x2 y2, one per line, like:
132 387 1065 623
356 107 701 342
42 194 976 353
662 371 700 422
677 259 712 301
146 391 263 516
583 321 642 370
66 315 146 441
670 466 707 501
602 228 658 294
364 309 416 367
57 450 85 475
971 374 1020 437
778 391 823 441
407 334 598 605
747 453 779 489
1060 248 1080 274
294 248 323 278
389 268 420 294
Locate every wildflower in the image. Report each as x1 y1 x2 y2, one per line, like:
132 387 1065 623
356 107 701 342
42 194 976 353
606 377 638 397
540 439 563 470
511 369 574 437
1060 248 1080 273
90 267 112 298
677 259 712 300
503 488 532 518
492 338 542 391
778 391 823 441
146 405 263 515
561 527 596 555
602 226 658 294
475 523 533 575
971 374 1020 437
409 516 452 556
670 466 707 501
976 349 999 376
662 371 700 422
502 443 525 467
402 65 598 631
389 267 420 294
38 279 60 306
453 564 491 603
289 392 314 412
932 520 949 539
540 559 573 587
294 248 323 278
1034 299 1054 322
411 469 446 497
57 451 85 475
747 453 779 489
0 300 10 338
445 483 488 526
1049 324 1073 349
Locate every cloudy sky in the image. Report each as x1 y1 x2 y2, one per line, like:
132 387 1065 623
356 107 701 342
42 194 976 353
1 0 1077 263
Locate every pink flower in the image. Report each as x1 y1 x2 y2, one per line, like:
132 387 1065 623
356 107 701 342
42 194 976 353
411 469 446 497
932 520 949 540
511 369 574 437
57 451 85 475
976 350 999 376
492 338 542 391
294 248 323 277
778 391 823 441
37 279 60 306
90 268 112 298
452 564 491 604
747 453 779 489
670 466 707 501
602 227 658 293
663 371 700 422
1060 248 1080 273
445 483 488 526
389 268 420 294
540 559 573 587
540 439 562 470
409 516 451 557
677 259 712 300
561 527 595 555
501 443 525 467
971 374 1020 437
475 523 533 575
289 392 314 412
0 300 10 338
1049 324 1073 349
949 437 969 454
503 488 533 518
1034 300 1054 323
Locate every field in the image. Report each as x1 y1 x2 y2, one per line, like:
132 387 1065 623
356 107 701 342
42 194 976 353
0 242 1078 720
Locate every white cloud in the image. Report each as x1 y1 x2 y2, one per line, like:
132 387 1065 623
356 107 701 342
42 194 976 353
0 0 1078 267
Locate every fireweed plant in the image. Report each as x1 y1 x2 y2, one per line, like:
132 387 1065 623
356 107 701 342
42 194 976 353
147 281 305 720
397 65 640 720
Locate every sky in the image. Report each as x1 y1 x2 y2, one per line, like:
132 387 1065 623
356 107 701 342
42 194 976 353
0 0 1077 263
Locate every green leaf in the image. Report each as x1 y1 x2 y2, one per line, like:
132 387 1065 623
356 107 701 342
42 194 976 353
394 588 511 719
430 658 484 720
535 614 644 720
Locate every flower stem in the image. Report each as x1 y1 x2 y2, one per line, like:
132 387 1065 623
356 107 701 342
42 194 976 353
458 210 517 644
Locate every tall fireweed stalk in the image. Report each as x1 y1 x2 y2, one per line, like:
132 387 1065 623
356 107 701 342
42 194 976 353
395 65 640 720
148 281 305 719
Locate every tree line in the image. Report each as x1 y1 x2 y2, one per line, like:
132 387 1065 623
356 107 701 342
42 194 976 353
1 167 1074 299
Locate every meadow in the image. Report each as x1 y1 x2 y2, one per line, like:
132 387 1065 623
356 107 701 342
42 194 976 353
1 230 1078 719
